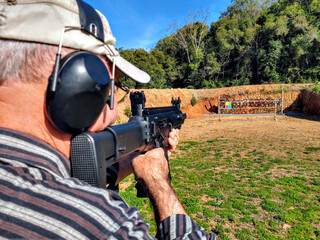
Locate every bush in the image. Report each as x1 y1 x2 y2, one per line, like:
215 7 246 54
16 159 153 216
187 85 195 89
312 85 320 93
191 96 198 106
124 107 132 118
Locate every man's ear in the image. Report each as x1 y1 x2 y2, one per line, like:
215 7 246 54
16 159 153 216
46 51 110 134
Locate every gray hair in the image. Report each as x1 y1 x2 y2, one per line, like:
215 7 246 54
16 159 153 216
0 39 58 84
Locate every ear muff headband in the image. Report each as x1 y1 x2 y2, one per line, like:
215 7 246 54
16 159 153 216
46 0 112 134
46 51 110 134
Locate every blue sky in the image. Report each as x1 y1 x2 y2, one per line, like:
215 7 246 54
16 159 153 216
85 0 231 50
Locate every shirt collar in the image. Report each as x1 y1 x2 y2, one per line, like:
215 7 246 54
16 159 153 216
0 127 71 178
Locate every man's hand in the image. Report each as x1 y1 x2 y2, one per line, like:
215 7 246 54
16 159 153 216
132 148 170 185
116 128 179 186
132 148 186 223
167 129 179 157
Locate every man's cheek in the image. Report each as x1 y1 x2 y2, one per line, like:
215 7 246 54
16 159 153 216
109 106 119 125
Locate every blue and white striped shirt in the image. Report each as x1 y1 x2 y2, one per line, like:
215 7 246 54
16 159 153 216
0 127 215 239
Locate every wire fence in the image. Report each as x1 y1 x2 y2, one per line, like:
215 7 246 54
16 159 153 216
219 99 282 114
217 87 284 120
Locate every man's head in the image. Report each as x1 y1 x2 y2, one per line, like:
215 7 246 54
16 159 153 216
0 0 150 134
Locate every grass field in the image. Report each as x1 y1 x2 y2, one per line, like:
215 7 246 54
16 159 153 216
119 116 320 239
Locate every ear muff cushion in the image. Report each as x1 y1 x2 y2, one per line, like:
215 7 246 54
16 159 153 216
46 51 110 134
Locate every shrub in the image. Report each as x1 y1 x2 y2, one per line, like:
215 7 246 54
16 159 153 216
273 87 283 94
191 96 198 106
124 107 132 118
312 85 320 93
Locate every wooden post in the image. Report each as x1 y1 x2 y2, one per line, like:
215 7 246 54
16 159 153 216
246 100 249 120
274 100 277 121
218 92 221 121
281 86 284 114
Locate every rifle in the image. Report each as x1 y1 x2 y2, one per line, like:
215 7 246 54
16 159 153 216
70 91 187 191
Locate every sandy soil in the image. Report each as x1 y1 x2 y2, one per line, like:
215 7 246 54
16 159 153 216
115 85 320 151
179 115 320 153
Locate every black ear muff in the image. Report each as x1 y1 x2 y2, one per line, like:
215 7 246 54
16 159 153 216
46 51 110 134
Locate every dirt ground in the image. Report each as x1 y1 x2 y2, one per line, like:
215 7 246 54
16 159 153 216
179 115 320 152
116 85 320 151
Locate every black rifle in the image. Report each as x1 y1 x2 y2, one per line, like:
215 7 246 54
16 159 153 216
70 91 187 191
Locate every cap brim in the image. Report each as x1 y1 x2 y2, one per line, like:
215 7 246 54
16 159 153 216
107 55 150 84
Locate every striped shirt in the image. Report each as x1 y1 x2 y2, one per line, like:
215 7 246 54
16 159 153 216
0 127 216 239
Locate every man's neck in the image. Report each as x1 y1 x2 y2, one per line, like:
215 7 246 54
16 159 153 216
0 80 72 158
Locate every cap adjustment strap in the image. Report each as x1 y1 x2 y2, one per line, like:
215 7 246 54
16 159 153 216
76 0 104 41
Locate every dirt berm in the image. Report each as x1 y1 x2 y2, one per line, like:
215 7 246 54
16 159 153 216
116 84 320 123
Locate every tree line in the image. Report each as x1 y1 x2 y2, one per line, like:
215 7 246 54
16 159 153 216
119 0 320 89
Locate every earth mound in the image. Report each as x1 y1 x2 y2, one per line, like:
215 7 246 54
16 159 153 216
116 84 319 123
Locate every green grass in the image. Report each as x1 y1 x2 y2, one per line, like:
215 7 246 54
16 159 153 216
304 147 320 154
119 137 320 239
312 85 320 93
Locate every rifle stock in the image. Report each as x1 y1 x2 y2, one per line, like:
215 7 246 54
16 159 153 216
70 91 187 189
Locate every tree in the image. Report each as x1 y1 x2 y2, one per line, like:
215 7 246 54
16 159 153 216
119 49 167 89
257 0 320 83
168 9 209 67
154 36 186 88
120 0 320 89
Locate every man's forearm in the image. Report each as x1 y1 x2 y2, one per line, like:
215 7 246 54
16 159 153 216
117 152 186 223
131 148 186 223
115 152 137 185
146 179 186 223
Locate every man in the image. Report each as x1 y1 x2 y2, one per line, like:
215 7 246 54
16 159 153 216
0 0 216 239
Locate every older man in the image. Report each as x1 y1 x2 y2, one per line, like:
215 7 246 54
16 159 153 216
0 0 215 239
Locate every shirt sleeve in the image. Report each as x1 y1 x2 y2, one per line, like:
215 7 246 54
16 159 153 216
156 214 216 240
106 162 119 191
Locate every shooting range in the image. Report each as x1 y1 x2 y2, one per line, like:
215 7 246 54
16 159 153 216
115 84 320 238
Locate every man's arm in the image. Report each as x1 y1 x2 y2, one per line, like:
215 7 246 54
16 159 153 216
132 148 216 239
132 148 186 223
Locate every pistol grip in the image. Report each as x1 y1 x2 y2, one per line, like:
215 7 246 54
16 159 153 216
135 182 148 198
